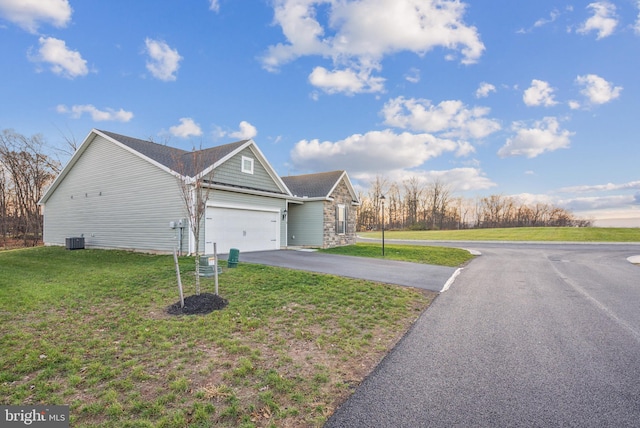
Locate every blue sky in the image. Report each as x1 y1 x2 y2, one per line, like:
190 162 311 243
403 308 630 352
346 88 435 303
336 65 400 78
1 0 639 223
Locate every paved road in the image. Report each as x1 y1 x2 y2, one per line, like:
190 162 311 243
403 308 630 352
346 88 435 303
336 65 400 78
326 242 640 427
237 249 458 292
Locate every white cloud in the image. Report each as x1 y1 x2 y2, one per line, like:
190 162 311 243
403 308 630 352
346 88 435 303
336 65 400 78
327 0 484 63
501 192 640 223
577 2 618 39
144 38 182 81
290 129 459 173
552 179 640 222
30 36 88 78
382 96 501 140
534 9 560 28
559 194 635 211
209 0 220 12
262 0 484 92
169 118 202 138
518 8 562 33
229 121 258 140
0 0 72 33
523 79 558 107
635 1 640 34
433 168 496 192
498 117 573 158
355 167 496 193
575 74 622 105
455 141 475 157
308 66 385 94
405 67 420 84
475 82 496 98
558 180 640 194
56 104 133 122
568 100 581 110
510 193 554 206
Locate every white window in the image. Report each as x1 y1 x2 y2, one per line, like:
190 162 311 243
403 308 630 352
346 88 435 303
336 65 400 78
241 156 254 174
336 204 346 235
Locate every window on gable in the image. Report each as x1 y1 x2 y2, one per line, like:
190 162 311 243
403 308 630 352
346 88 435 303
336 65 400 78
241 156 254 174
336 204 347 235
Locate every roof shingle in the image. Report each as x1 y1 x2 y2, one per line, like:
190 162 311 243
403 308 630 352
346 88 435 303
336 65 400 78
282 170 346 198
98 130 247 177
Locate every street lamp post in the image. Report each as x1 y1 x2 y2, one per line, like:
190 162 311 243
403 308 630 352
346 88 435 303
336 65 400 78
380 195 385 256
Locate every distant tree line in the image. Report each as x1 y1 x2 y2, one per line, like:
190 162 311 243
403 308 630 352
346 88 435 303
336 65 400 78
357 176 591 231
0 130 60 248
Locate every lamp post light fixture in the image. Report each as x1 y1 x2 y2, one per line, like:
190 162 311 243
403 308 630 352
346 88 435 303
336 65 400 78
380 194 385 256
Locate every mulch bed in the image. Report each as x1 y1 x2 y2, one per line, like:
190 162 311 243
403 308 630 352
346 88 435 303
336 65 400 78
167 292 228 315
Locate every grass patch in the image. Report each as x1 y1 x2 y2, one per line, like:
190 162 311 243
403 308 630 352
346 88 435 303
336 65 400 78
320 243 474 267
358 227 640 242
0 247 434 427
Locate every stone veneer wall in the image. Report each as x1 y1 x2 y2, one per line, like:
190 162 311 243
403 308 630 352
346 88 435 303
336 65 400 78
322 179 357 248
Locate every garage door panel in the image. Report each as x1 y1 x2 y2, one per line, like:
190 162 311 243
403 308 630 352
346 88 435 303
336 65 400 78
205 207 279 254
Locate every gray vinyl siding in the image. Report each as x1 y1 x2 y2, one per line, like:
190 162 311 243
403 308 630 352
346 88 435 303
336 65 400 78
43 135 187 253
197 189 288 253
213 147 282 193
287 201 324 247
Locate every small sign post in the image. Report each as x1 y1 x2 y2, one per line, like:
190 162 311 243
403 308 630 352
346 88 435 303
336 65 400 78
213 242 219 296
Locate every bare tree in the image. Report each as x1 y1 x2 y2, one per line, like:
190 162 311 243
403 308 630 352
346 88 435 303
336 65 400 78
0 130 58 247
387 182 402 230
357 177 586 231
427 179 450 230
0 161 7 247
356 190 371 231
479 194 507 228
173 146 212 296
50 126 81 174
403 177 421 228
369 175 388 229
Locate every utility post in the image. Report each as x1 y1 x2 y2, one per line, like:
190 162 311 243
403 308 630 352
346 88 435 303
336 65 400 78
380 194 385 256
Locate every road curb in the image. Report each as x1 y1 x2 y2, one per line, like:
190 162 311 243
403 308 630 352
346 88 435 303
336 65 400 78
627 255 640 264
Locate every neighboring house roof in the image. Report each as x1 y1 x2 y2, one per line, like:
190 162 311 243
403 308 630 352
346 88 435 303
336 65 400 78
282 170 360 203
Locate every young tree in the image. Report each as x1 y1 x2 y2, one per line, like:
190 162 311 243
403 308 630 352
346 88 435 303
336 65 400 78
173 146 212 296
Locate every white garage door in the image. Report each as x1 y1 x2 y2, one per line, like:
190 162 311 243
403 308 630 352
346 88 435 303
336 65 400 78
205 206 280 255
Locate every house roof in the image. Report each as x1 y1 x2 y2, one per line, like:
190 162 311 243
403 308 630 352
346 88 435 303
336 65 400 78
99 130 248 177
282 170 359 203
39 129 360 206
39 129 291 205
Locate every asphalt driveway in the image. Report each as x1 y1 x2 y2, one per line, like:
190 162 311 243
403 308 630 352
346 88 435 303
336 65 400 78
234 249 458 292
324 242 640 427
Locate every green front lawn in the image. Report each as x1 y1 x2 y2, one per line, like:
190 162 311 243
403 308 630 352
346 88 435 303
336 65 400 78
358 227 640 242
321 243 474 267
0 247 436 427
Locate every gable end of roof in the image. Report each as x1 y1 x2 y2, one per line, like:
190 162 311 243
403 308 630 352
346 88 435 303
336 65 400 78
282 170 358 203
